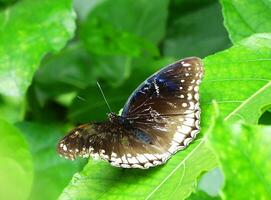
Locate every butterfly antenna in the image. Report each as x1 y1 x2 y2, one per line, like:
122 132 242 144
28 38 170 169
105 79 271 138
76 95 86 102
96 82 112 113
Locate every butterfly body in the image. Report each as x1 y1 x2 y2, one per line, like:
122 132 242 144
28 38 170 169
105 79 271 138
57 57 204 169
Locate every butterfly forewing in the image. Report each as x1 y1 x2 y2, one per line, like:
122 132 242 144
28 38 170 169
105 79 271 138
57 57 204 169
122 57 203 117
121 57 203 153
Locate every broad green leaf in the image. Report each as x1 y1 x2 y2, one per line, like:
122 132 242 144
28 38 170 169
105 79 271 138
168 0 214 17
0 0 17 7
73 0 101 21
188 190 221 200
220 0 271 43
0 95 25 122
202 33 271 125
25 84 68 122
16 122 85 200
164 2 231 58
0 119 33 200
59 139 217 200
79 0 168 85
62 33 271 199
209 112 271 198
34 44 95 97
0 0 76 97
82 0 169 45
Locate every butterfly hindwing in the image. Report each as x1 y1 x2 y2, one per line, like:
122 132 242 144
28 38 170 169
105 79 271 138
57 122 172 168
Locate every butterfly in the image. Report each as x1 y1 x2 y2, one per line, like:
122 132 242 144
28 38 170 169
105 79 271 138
57 57 204 169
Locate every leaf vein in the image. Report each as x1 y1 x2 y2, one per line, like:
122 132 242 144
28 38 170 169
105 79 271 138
145 138 205 200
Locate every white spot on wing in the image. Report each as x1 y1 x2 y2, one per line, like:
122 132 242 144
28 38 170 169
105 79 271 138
144 153 157 161
153 160 163 165
180 125 192 134
183 118 195 127
144 163 154 168
183 63 191 67
194 93 199 100
136 154 149 163
63 145 67 151
195 110 200 119
121 164 131 168
189 102 195 109
111 152 117 157
127 157 139 164
187 93 192 100
183 137 193 146
131 164 145 169
174 133 186 142
191 130 199 138
182 103 187 107
121 155 129 164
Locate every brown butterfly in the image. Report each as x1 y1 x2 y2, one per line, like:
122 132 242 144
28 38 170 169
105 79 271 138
57 57 204 169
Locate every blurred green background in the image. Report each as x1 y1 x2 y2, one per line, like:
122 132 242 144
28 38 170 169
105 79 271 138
30 0 231 123
0 0 271 200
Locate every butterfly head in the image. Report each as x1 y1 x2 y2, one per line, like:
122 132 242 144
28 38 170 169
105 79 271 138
107 112 118 123
57 124 92 160
108 112 133 129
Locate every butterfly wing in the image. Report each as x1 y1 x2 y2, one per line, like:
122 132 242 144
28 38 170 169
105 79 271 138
121 57 204 158
57 57 204 169
122 57 203 117
57 121 172 168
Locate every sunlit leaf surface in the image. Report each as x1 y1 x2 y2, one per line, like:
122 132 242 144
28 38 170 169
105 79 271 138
220 0 271 43
0 119 33 200
16 122 85 200
209 110 271 198
0 0 76 97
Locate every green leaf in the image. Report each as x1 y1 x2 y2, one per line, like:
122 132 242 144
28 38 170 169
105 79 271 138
164 2 231 58
73 0 100 21
0 119 33 200
0 95 26 122
62 33 271 199
0 0 17 7
16 122 85 200
82 0 169 45
209 111 271 198
220 0 271 43
202 33 271 125
34 43 95 97
59 139 217 200
79 0 168 85
188 190 221 200
0 0 76 97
